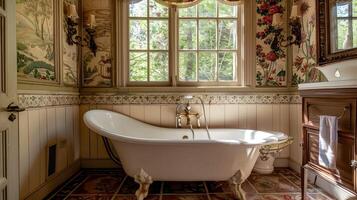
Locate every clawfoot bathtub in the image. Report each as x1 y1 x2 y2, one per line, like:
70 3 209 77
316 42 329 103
84 110 287 200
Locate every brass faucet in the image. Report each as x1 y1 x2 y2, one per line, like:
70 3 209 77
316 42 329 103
176 101 201 128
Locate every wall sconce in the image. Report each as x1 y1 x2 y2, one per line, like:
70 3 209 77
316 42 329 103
272 3 302 48
65 4 81 46
65 3 98 56
85 14 98 56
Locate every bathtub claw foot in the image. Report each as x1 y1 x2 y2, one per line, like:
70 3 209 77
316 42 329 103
134 169 153 200
229 170 246 200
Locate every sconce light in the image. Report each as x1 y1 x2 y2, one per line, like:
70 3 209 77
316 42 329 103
65 3 98 56
272 3 302 48
85 14 98 56
65 4 81 46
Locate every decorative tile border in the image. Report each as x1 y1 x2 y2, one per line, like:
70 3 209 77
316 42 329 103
18 94 80 108
18 94 302 108
80 94 302 105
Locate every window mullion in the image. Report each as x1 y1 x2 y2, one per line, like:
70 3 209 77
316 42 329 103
147 0 150 82
123 0 129 86
196 6 199 82
170 7 177 86
216 3 219 82
216 21 219 82
349 2 353 45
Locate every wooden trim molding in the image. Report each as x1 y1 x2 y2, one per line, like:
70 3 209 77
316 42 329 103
299 88 357 98
80 94 302 105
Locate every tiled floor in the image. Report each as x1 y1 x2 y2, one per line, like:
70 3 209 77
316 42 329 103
45 168 335 200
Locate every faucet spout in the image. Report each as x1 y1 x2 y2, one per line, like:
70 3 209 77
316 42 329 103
176 95 211 140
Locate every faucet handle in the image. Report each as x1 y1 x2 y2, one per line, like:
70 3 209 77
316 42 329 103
197 116 201 128
176 115 182 128
185 104 192 112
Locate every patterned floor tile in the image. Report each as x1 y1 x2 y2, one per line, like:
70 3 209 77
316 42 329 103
242 182 257 194
205 181 256 194
66 195 114 200
210 193 261 200
46 196 69 200
209 193 235 200
163 182 206 194
161 195 209 200
45 173 88 199
281 174 319 193
307 193 332 200
55 174 88 196
84 168 125 175
118 177 162 195
46 168 336 200
258 193 302 200
72 174 124 194
205 181 232 193
248 174 300 193
246 193 262 200
273 168 297 175
113 195 160 200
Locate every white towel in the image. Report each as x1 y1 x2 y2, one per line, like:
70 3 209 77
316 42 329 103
319 115 338 169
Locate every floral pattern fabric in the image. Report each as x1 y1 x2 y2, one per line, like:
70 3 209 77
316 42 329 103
256 0 287 87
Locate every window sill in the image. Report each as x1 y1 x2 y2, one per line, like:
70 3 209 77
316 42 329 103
80 85 298 95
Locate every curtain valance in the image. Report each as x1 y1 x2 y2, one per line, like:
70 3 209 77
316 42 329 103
130 0 243 8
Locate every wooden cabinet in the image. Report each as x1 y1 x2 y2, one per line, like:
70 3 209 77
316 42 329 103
300 88 357 196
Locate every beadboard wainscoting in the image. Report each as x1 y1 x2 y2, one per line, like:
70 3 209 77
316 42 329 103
18 104 80 199
78 94 303 169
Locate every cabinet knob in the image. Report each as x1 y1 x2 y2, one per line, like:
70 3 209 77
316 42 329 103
351 160 357 169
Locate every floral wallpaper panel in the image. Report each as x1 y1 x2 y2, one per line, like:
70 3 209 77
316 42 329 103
82 0 113 87
256 0 288 87
291 0 321 86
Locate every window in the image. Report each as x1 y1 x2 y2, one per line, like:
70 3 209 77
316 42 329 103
332 0 357 51
126 0 241 86
128 0 169 82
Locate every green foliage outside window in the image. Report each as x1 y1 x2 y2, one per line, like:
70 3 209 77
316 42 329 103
128 0 239 83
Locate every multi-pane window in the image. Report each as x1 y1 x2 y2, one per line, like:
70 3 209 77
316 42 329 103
333 0 357 51
178 0 238 83
127 0 240 85
129 0 169 82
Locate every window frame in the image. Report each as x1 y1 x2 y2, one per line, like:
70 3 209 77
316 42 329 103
175 4 242 86
119 0 247 88
334 1 357 52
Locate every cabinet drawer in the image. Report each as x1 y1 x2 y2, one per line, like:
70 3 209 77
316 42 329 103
306 129 354 189
304 98 355 132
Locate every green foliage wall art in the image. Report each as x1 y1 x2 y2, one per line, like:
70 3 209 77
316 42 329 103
16 0 56 81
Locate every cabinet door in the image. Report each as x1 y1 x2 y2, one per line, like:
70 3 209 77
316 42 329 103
305 128 355 191
304 98 355 133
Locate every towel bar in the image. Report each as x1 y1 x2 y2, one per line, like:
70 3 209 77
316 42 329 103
309 105 350 119
337 106 350 119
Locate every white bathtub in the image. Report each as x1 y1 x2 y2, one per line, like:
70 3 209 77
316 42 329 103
84 109 287 199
